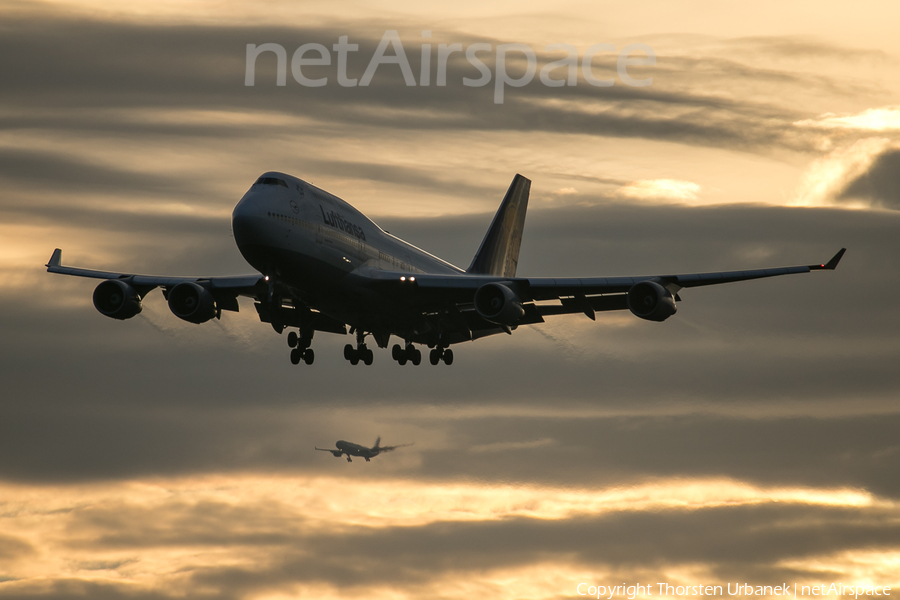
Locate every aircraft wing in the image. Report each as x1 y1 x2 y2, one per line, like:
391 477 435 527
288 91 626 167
46 249 262 292
525 247 846 298
46 248 264 314
355 248 845 323
46 248 348 333
315 447 344 457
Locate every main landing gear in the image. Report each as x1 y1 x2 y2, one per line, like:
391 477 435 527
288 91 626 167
287 327 455 366
344 329 374 365
344 343 374 365
391 343 452 366
392 343 421 366
429 347 453 366
287 330 315 365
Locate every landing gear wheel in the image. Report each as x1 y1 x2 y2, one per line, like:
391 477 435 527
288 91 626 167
344 344 354 361
287 331 298 348
392 344 403 361
429 349 441 365
443 348 454 365
290 348 302 365
411 348 421 365
398 353 408 366
362 347 374 365
303 348 315 365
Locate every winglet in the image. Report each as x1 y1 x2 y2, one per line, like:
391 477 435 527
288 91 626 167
47 248 62 269
810 248 846 271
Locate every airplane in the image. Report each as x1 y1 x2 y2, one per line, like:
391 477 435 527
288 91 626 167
46 172 845 366
315 437 412 462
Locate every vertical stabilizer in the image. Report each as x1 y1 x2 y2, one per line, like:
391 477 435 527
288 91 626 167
467 174 531 277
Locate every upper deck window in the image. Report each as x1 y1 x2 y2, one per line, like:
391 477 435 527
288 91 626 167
255 176 289 188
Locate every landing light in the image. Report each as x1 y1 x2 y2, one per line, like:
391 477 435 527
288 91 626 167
400 276 406 281
264 276 270 281
410 276 416 282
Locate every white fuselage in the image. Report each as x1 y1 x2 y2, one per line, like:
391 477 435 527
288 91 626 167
231 171 464 284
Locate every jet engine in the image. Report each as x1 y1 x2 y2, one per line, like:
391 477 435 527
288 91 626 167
93 279 143 320
474 282 525 325
167 282 217 324
627 281 677 322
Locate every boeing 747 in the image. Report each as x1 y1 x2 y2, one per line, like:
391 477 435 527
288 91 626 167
46 172 845 366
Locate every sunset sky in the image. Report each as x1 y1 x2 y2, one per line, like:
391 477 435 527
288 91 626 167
2 1 900 599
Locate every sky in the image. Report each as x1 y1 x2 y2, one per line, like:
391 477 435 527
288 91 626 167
1 1 900 599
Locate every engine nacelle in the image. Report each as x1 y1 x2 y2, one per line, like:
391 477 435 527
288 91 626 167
93 279 143 320
167 282 217 324
474 282 525 325
627 281 677 322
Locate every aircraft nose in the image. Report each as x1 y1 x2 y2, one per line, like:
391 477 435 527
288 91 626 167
232 193 266 247
231 192 274 275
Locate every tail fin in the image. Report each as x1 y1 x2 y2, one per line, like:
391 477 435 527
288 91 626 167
467 174 531 277
373 436 381 450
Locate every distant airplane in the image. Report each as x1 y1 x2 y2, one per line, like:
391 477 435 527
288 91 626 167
46 172 845 366
316 437 412 462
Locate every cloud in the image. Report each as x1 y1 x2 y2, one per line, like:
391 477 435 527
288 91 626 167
789 107 900 211
0 9 870 156
0 533 34 563
614 179 702 203
792 138 900 208
0 147 196 203
838 149 900 208
728 35 891 63
2 474 899 599
468 437 556 453
795 106 900 132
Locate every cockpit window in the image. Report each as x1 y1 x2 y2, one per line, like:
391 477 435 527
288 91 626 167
255 176 289 188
